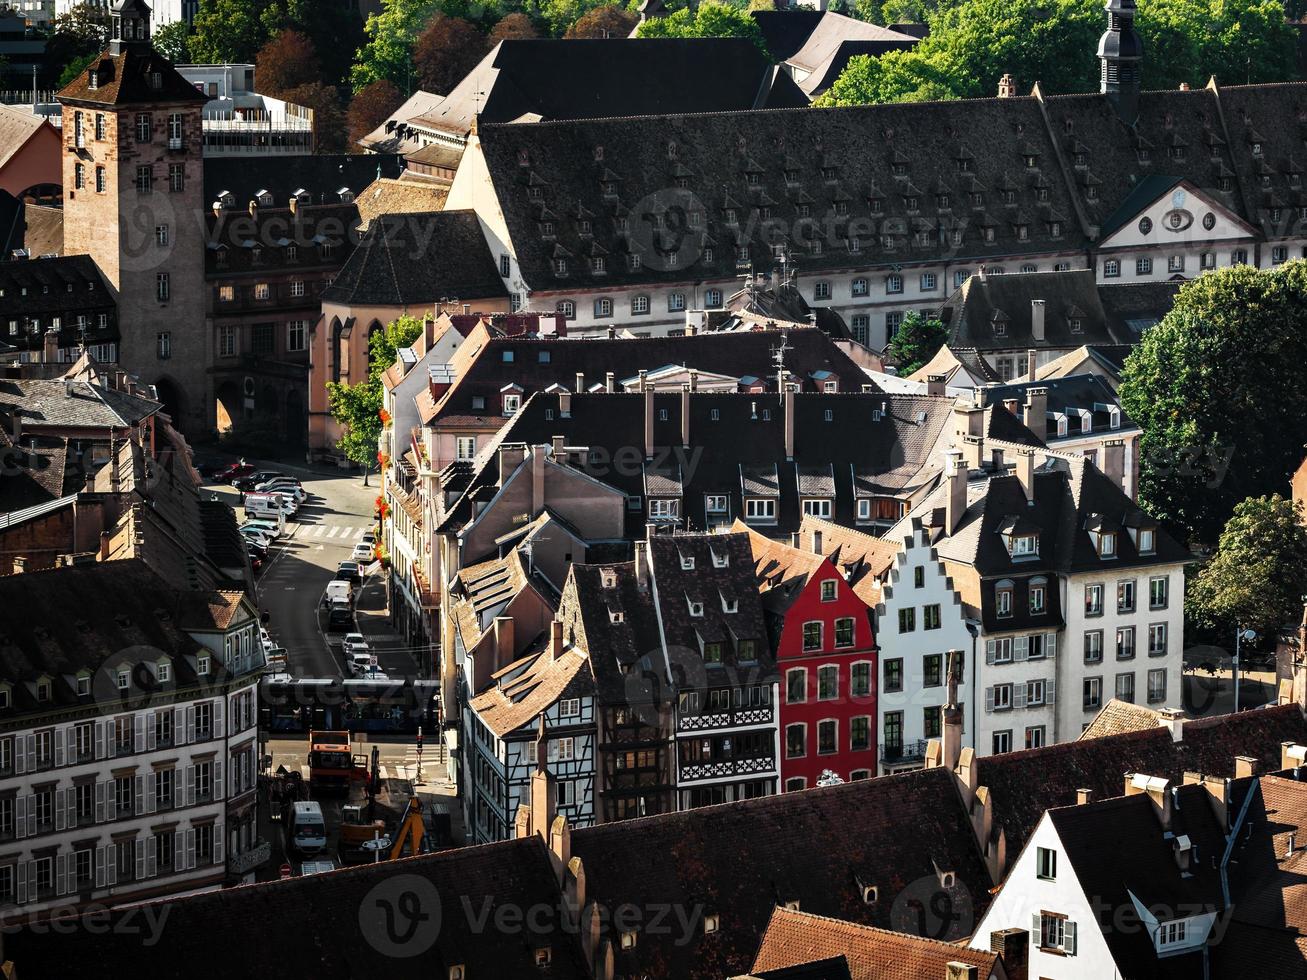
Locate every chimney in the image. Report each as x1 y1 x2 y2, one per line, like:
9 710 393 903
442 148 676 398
424 316 436 347
248 199 258 219
547 619 564 663
605 371 615 393
43 327 59 364
1125 772 1173 829
684 323 696 336
1179 81 1191 91
997 73 1016 98
688 369 698 392
1282 742 1307 771
945 450 967 534
1076 788 1093 805
940 708 963 773
1022 387 1047 435
551 435 566 465
1235 756 1259 779
643 380 655 459
1157 706 1185 742
606 326 616 340
527 721 557 841
1030 301 1045 344
989 928 1028 980
498 445 526 488
559 390 572 417
926 374 946 398
575 372 585 393
1104 438 1125 490
1015 449 1035 505
634 539 650 592
681 384 691 447
110 439 121 492
532 444 545 514
961 434 984 470
945 965 978 980
784 384 796 460
10 412 21 443
493 616 515 671
289 195 299 216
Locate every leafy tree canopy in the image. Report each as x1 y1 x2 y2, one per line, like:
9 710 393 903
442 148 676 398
152 20 192 64
1186 495 1307 647
351 0 441 89
635 0 765 49
413 14 488 95
326 317 424 483
347 79 405 151
254 29 320 97
882 311 949 376
562 3 638 38
1119 262 1307 544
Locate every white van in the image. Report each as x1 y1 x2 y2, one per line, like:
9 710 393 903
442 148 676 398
287 801 327 856
244 495 290 525
325 580 352 605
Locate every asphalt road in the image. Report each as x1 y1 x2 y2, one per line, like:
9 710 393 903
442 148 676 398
204 460 418 680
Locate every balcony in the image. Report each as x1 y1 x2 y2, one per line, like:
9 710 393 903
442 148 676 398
880 739 928 765
677 704 774 733
678 754 776 783
228 838 272 877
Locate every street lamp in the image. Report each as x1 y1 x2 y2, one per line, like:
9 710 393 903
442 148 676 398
1234 627 1257 713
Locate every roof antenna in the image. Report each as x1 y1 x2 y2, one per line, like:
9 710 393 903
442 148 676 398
771 331 791 402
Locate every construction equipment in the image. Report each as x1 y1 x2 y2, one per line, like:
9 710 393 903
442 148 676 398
345 796 432 865
306 730 369 794
338 803 387 849
387 796 429 860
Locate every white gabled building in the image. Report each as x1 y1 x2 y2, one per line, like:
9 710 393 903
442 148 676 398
971 774 1230 978
0 558 265 920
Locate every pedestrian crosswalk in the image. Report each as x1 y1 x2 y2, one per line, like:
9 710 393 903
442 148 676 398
289 524 369 540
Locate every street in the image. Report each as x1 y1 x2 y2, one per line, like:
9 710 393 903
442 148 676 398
204 460 420 680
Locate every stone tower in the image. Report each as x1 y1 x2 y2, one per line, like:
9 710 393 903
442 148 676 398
1097 0 1143 124
58 0 211 435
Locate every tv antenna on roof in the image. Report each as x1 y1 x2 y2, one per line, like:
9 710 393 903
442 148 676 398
771 332 791 402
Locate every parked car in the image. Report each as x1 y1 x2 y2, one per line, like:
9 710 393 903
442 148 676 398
359 530 375 547
241 529 273 551
327 601 354 632
260 628 274 654
342 633 369 656
348 652 377 676
241 518 283 540
257 479 306 500
234 471 285 492
215 462 256 483
246 492 296 521
351 542 374 563
335 561 360 584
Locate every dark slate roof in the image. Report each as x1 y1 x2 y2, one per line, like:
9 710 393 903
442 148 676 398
0 375 160 430
978 373 1135 443
0 559 240 722
321 210 509 306
1045 786 1224 978
57 43 207 107
205 203 360 276
430 330 873 425
439 391 954 539
411 38 808 140
202 154 403 210
0 254 117 352
6 835 588 980
566 560 669 706
480 82 1307 290
751 9 825 60
0 433 83 512
1098 281 1181 335
975 702 1307 854
941 269 1143 351
569 767 991 979
649 532 775 680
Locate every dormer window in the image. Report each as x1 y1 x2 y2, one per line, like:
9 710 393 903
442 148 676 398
1138 528 1155 554
1069 316 1082 333
37 678 51 701
711 550 728 568
722 595 738 614
1096 531 1117 558
1011 534 1038 557
116 669 130 691
197 655 210 676
1158 920 1187 948
688 598 704 617
0 686 9 710
601 569 617 589
76 673 90 697
680 554 695 570
609 609 624 624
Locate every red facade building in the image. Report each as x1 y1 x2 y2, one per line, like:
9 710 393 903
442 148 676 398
741 526 878 790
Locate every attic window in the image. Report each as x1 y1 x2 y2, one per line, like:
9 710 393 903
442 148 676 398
680 554 695 570
620 931 636 950
150 72 163 90
592 146 603 161
1094 530 1118 558
711 551 728 568
784 900 800 912
601 569 617 589
116 669 130 691
1069 317 1083 333
449 968 465 980
722 596 738 614
88 69 99 90
534 947 551 968
688 598 704 617
76 674 90 697
518 149 531 165
37 679 51 701
0 688 8 710
703 914 719 934
609 609 625 624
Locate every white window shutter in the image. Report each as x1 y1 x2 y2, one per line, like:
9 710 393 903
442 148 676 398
106 845 117 886
1046 632 1057 659
1065 920 1077 955
186 706 195 744
54 727 65 767
14 736 25 775
56 854 67 896
147 712 157 751
1047 680 1057 705
213 761 224 800
105 780 116 821
14 795 26 839
174 831 184 870
147 835 157 878
213 821 224 865
213 698 225 738
185 829 196 870
1031 912 1041 944
25 734 35 767
1014 636 1029 662
1015 685 1028 709
174 706 186 745
95 781 105 823
985 640 996 665
135 775 146 815
24 795 35 837
16 861 27 905
94 721 105 760
62 787 74 828
55 793 66 832
134 714 146 753
146 773 156 813
135 839 145 881
95 846 105 888
984 686 994 713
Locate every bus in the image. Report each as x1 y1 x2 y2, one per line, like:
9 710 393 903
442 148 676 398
259 677 440 735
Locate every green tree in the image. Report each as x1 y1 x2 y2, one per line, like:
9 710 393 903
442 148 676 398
1136 0 1295 89
817 49 960 106
562 4 638 38
263 0 367 87
283 81 346 154
46 3 107 88
1186 495 1307 647
152 19 192 64
635 0 765 50
1120 263 1307 544
190 0 268 63
58 52 98 88
883 311 949 375
326 316 424 484
351 0 440 89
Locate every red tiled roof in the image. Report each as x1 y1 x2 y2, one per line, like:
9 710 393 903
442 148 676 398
750 907 1000 980
1079 699 1165 740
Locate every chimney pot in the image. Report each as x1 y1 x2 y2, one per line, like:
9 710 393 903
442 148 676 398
1031 300 1046 344
926 374 946 398
997 73 1016 98
681 383 691 448
784 384 796 460
945 450 967 534
605 371 615 393
1022 387 1047 435
1016 449 1036 504
1076 788 1093 805
1235 756 1259 779
575 372 585 393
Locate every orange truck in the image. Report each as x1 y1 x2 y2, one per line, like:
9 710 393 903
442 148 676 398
307 730 365 794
